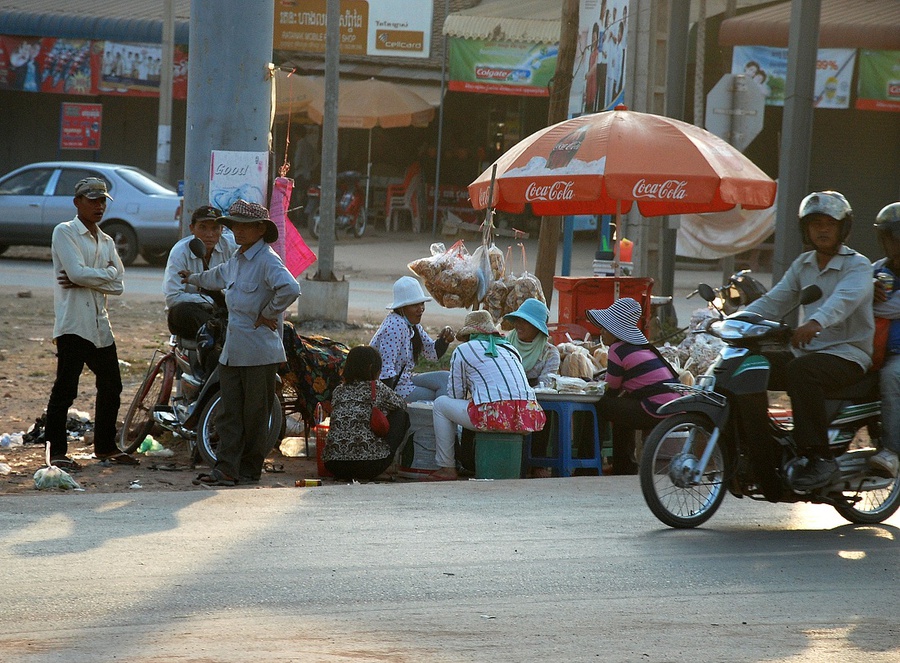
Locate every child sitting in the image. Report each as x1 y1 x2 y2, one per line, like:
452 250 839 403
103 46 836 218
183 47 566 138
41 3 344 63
323 345 410 481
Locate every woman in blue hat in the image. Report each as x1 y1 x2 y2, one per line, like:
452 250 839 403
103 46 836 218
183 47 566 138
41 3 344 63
503 298 560 387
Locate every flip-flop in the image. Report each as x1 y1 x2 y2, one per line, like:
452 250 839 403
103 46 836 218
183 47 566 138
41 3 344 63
50 457 82 472
263 462 285 474
423 471 458 482
96 452 140 466
192 471 237 487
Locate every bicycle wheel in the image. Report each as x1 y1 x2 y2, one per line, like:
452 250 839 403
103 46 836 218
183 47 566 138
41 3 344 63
118 353 176 453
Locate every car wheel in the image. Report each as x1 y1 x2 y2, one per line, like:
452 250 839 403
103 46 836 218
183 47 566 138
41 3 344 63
103 222 139 266
140 247 170 266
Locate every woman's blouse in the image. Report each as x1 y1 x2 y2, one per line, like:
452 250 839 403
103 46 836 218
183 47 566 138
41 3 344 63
324 380 407 462
448 339 536 405
370 311 440 398
605 341 679 417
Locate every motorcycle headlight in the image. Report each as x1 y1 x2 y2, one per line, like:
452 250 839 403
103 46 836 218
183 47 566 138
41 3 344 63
710 319 772 340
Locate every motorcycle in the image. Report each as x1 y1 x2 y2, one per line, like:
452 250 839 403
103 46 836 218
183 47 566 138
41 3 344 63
306 171 366 239
640 283 900 528
118 239 282 465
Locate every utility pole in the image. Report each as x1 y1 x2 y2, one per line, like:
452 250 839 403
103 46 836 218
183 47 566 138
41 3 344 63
534 0 578 306
315 0 340 281
156 0 174 185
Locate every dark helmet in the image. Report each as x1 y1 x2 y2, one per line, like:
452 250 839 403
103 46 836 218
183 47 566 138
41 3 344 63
874 202 900 239
798 191 853 244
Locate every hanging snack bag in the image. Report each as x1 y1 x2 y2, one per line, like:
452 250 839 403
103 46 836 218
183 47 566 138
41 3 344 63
408 240 480 309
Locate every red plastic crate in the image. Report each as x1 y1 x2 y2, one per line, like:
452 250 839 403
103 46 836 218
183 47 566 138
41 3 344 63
553 276 655 336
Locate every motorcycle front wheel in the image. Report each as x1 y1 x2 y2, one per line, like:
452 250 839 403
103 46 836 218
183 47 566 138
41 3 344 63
640 413 727 529
353 208 366 237
197 393 284 468
832 475 900 524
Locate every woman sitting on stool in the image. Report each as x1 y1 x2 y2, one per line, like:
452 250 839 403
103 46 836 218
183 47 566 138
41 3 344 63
429 310 546 481
587 299 679 475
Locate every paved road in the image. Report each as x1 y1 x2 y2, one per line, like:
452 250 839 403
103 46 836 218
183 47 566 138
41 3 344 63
1 478 897 662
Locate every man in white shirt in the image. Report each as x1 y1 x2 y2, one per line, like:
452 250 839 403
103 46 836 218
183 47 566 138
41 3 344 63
44 177 138 470
163 205 236 338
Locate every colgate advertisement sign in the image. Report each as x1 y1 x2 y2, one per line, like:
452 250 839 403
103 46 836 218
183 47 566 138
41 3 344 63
525 181 576 202
632 179 688 200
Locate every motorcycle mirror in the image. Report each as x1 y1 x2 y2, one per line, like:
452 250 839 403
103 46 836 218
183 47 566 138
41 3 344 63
800 284 822 305
697 283 717 302
188 237 206 261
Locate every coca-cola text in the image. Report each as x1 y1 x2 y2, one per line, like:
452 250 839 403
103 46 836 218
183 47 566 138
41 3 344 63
525 181 576 202
632 179 688 200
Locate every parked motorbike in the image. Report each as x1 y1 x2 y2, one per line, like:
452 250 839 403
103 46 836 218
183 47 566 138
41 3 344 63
640 283 900 528
307 171 366 239
118 239 282 465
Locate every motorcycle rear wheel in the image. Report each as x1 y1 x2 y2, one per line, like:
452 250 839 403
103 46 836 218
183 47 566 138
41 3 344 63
118 353 176 453
640 413 727 529
197 393 284 468
832 475 900 524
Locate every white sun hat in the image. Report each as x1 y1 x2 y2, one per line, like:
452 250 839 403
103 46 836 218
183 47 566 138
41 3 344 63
386 276 432 309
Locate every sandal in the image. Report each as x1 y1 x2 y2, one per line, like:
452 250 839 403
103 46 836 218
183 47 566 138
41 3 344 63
96 452 140 466
263 462 285 474
192 470 237 487
50 457 82 472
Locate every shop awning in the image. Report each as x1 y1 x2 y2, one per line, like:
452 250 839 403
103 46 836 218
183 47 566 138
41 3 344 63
0 0 191 43
443 0 561 44
720 0 900 49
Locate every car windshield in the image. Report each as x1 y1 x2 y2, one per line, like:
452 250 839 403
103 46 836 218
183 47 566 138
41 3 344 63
115 167 177 195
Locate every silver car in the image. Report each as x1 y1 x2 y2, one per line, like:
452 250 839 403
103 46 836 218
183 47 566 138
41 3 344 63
0 161 181 266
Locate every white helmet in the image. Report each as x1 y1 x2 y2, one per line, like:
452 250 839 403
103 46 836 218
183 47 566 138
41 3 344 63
798 190 853 243
386 276 432 310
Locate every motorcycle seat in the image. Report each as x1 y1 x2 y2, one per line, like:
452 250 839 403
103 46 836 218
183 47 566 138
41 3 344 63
178 337 199 351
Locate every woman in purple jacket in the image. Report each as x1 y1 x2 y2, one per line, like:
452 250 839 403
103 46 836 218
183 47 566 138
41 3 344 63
588 298 678 475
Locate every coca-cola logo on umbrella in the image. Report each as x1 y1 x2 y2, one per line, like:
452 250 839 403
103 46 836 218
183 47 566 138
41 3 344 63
525 181 576 202
632 179 688 200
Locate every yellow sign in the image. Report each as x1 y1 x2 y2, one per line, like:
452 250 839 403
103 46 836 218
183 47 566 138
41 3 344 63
274 0 369 56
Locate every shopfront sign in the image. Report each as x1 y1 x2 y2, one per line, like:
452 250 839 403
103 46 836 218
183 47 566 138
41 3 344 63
59 102 102 150
856 49 900 112
448 38 557 96
274 0 432 59
731 45 856 109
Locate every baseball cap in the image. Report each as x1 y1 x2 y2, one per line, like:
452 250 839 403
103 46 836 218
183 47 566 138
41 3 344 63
74 177 113 200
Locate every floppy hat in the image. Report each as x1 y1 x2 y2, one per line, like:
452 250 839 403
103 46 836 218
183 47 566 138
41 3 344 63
456 310 500 341
386 276 432 309
74 177 113 200
221 199 278 243
586 298 648 345
503 297 550 336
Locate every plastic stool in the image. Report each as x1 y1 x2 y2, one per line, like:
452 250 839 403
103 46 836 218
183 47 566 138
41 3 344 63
527 399 603 477
474 432 524 479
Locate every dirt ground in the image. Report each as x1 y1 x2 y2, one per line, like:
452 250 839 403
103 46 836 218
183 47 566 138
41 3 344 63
0 286 415 495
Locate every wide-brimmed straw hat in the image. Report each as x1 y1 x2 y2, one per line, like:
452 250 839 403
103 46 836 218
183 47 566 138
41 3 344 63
586 298 648 345
503 297 550 336
386 276 432 309
456 310 500 341
221 199 278 243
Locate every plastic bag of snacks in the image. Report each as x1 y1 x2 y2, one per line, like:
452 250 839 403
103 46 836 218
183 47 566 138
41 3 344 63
499 243 546 327
408 240 480 309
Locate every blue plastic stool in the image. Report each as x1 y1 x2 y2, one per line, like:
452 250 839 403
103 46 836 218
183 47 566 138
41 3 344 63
527 399 603 477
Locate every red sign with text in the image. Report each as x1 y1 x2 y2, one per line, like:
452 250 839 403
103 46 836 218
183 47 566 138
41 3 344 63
60 102 102 150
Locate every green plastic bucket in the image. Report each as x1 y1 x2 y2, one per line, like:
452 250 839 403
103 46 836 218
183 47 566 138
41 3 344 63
474 433 524 479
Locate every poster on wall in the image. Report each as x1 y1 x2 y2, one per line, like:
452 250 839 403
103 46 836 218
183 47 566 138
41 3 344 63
209 151 269 211
274 0 432 58
856 49 900 112
448 39 557 96
59 102 102 150
568 0 629 117
731 45 856 109
0 35 188 98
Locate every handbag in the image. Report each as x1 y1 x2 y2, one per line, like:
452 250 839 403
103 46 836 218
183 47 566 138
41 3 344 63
369 381 391 437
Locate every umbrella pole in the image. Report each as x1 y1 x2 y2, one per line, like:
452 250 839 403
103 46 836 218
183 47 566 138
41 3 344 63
613 200 621 299
364 128 373 221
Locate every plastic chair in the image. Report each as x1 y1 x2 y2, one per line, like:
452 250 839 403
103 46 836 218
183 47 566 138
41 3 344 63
526 399 604 477
384 162 423 232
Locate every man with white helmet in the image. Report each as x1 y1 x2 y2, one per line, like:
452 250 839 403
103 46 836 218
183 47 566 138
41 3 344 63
871 202 900 477
743 191 874 490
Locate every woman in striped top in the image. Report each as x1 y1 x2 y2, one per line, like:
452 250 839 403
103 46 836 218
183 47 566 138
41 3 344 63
587 298 679 475
428 310 546 481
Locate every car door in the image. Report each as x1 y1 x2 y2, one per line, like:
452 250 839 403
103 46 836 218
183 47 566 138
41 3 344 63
0 166 55 244
43 167 111 237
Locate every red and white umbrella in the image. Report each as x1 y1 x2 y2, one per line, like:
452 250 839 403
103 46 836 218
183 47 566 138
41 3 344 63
468 107 776 218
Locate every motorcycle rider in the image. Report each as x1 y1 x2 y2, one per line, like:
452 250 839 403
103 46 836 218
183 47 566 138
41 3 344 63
163 205 236 339
742 191 874 490
871 202 900 477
